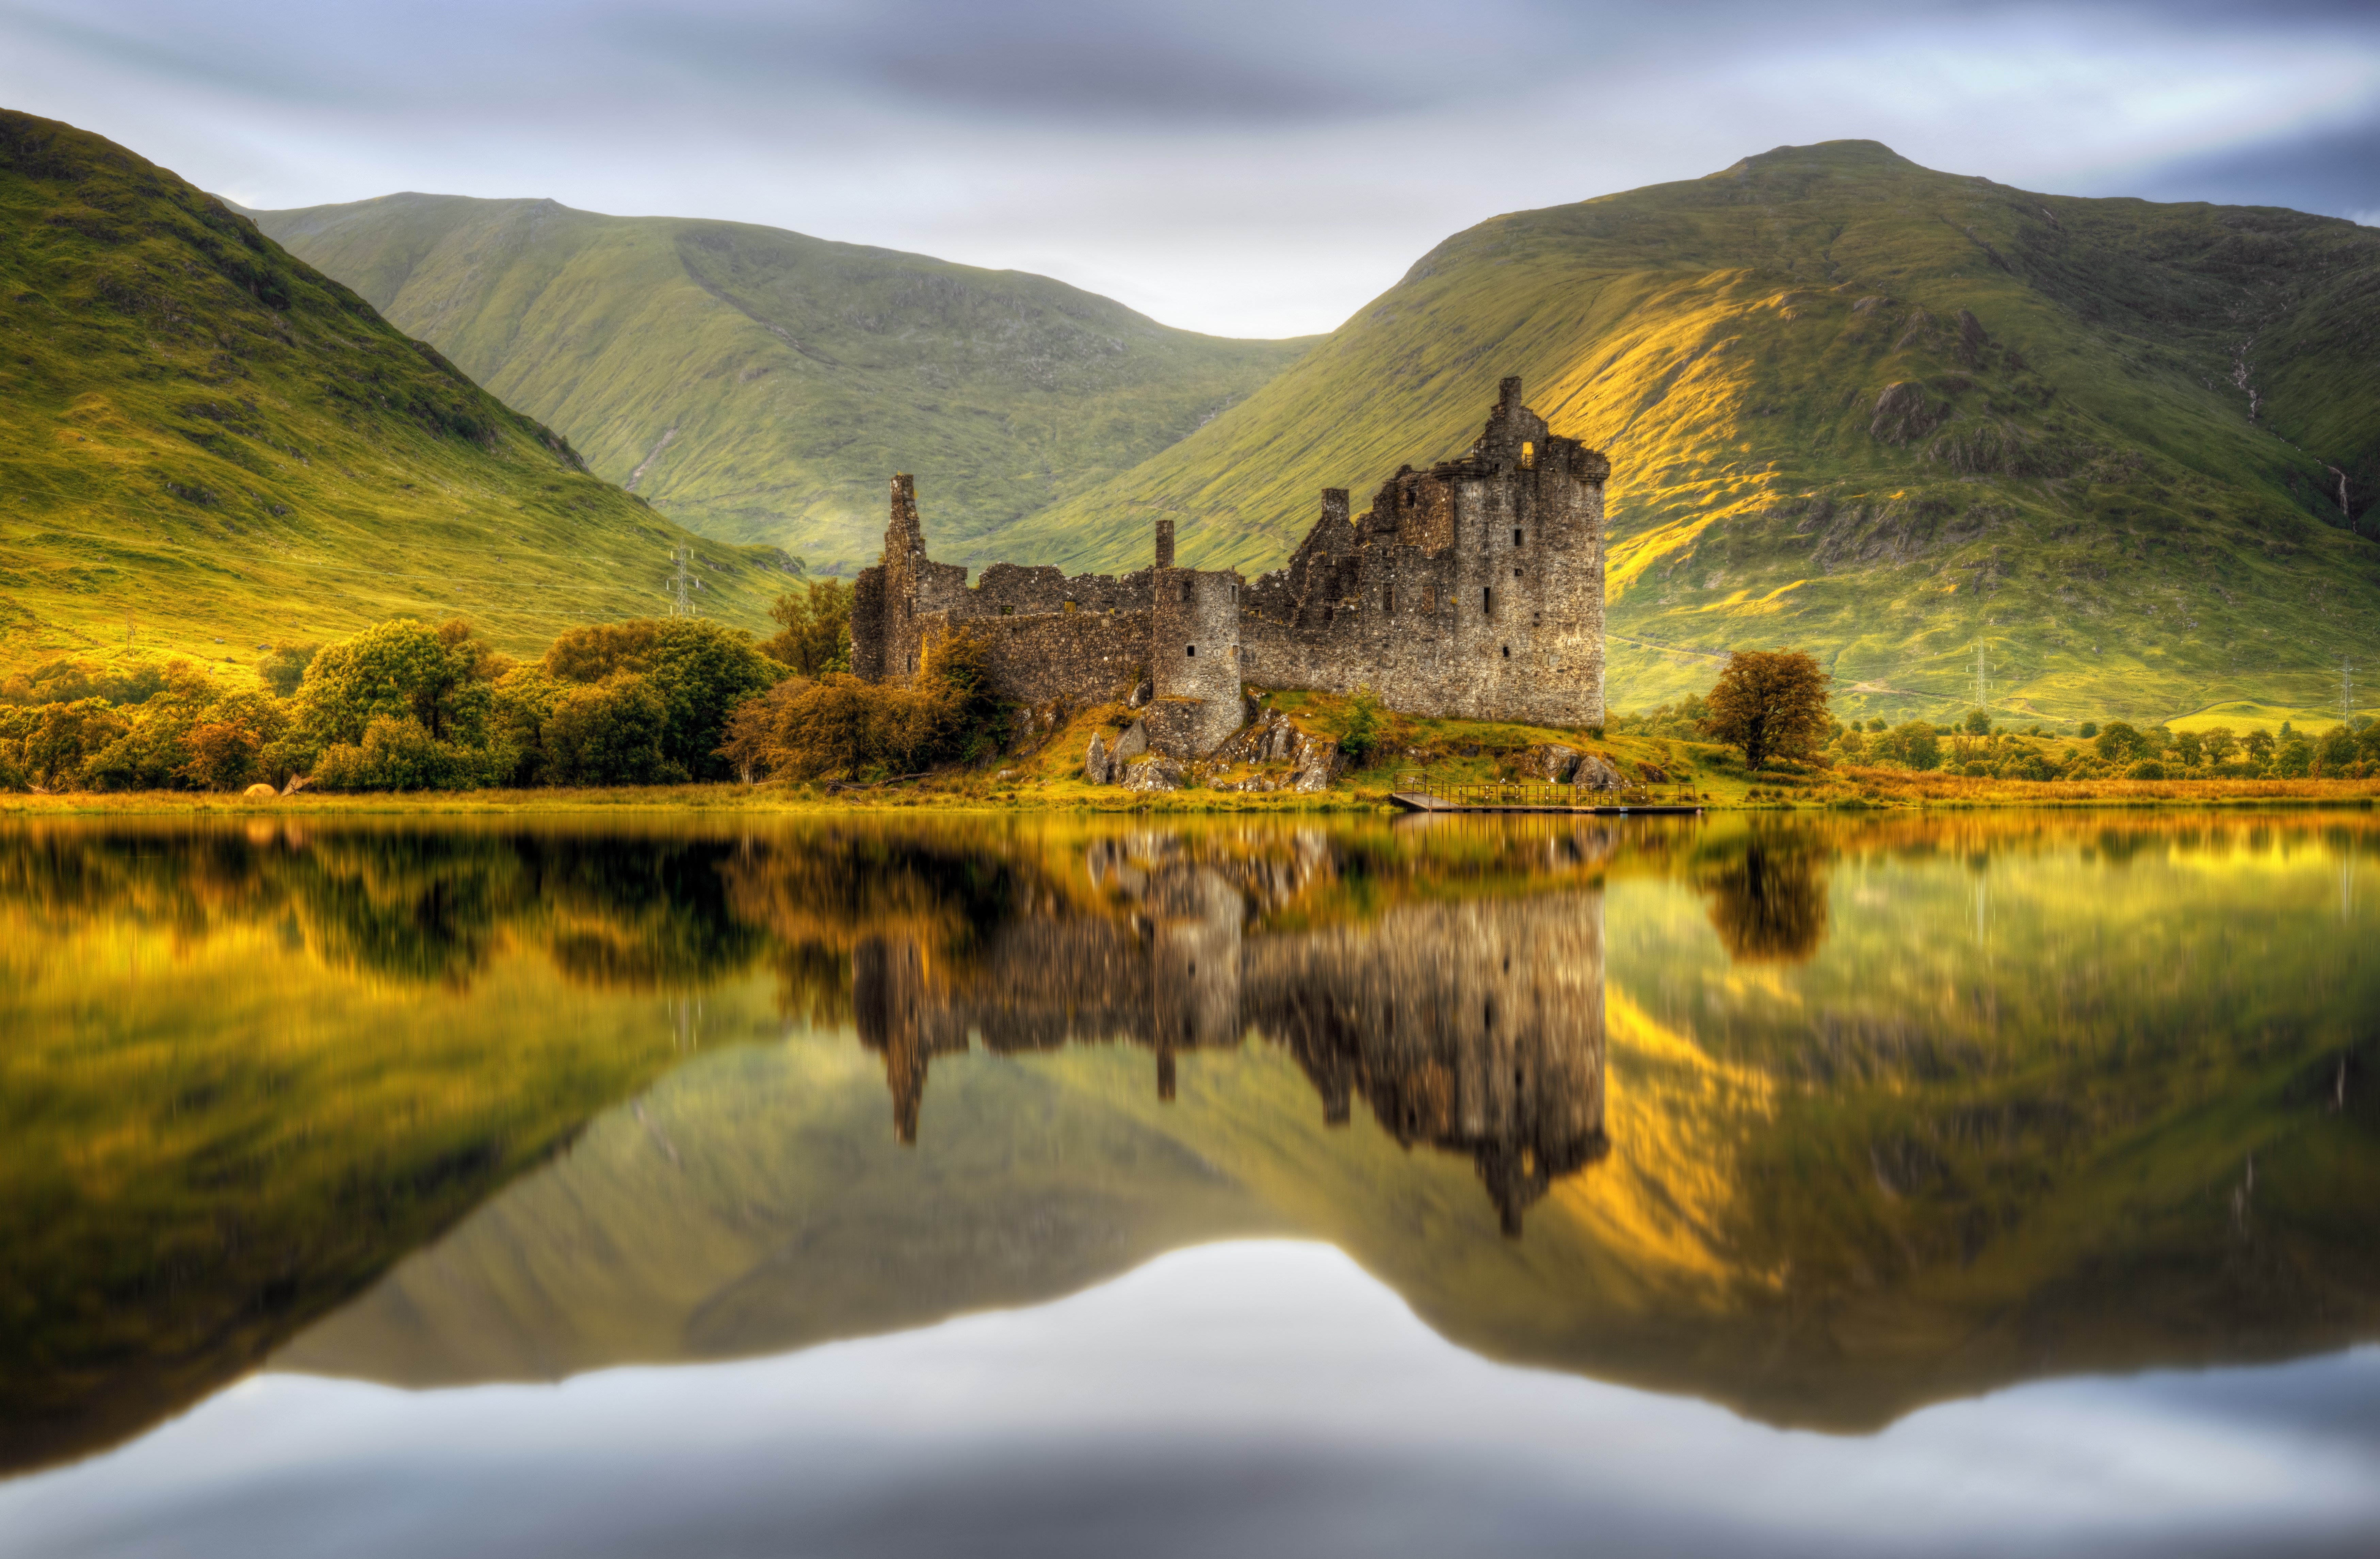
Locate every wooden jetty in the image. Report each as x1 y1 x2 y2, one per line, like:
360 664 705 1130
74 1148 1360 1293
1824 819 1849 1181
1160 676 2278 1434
1388 772 1703 817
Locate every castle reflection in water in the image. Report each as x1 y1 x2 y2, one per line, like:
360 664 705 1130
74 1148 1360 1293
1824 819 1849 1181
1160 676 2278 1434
853 828 1613 1234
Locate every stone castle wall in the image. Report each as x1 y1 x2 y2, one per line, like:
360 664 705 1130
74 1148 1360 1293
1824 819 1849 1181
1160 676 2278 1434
912 607 1150 706
849 376 1611 748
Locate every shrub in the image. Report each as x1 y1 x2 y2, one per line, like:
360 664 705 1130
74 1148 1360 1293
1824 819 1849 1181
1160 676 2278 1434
2078 721 2099 738
1961 708 1990 735
2272 736 2314 779
2125 758 2165 781
1339 687 1386 768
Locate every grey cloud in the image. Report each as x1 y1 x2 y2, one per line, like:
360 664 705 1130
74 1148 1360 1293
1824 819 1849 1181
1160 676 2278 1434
2118 110 2380 220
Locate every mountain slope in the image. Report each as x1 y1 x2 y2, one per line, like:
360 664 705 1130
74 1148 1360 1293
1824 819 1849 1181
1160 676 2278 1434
996 141 2380 723
249 194 1313 571
0 110 788 678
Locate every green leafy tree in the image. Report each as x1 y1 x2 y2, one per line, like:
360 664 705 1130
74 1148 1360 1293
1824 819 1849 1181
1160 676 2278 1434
544 674 674 786
2242 729 2276 766
1698 649 1832 770
259 642 322 698
487 666 570 786
1877 720 1942 771
313 715 470 791
2358 723 2380 764
544 618 781 782
2200 726 2239 766
2315 725 2355 773
762 580 854 677
0 699 129 789
295 618 495 751
2272 735 2315 778
2172 730 2205 768
1961 708 1990 736
2094 721 2149 762
2078 721 2099 738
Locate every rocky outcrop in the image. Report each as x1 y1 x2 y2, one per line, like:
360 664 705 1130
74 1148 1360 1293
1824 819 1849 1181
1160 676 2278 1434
1870 381 1948 445
1122 756 1189 793
1575 754 1626 792
1083 734 1114 786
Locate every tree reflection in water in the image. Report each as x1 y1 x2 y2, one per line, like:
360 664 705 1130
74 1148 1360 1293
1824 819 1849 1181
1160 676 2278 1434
1701 832 1830 964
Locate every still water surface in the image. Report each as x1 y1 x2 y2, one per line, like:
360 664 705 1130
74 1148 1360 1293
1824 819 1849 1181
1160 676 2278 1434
2 811 2375 1557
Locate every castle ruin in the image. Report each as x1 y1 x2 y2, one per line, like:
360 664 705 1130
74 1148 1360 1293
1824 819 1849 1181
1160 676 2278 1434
851 377 1611 751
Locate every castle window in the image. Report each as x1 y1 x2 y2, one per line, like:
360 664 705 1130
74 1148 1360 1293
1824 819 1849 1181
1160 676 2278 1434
1186 644 1196 656
1521 441 1535 470
1513 528 1523 546
1514 568 1523 580
1180 580 1194 603
1384 586 1395 614
1482 586 1492 615
1502 645 1510 659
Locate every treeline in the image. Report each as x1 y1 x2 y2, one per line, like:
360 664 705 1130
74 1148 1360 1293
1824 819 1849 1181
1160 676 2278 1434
0 579 1007 793
1618 693 2380 780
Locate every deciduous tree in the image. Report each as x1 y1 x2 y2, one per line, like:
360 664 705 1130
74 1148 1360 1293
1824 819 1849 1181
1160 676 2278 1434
1698 649 1832 770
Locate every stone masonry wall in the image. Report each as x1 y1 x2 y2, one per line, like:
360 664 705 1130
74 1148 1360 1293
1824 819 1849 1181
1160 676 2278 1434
853 376 1610 743
1242 377 1609 728
914 607 1149 706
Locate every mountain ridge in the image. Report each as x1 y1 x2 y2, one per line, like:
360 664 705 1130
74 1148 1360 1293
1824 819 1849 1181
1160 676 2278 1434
990 139 2380 721
0 109 789 675
248 192 1313 571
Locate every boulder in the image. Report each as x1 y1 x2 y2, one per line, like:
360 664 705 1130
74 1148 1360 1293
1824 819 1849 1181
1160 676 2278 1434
1114 719 1149 760
1575 754 1626 792
1522 743 1581 782
1126 679 1152 709
241 782 277 799
1122 756 1188 793
1083 734 1114 786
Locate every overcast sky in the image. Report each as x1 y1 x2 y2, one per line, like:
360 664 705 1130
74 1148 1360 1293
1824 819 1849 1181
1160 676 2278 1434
4 0 2376 338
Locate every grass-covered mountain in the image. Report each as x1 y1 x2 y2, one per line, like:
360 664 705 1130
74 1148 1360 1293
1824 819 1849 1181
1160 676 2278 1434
248 194 1313 572
0 110 789 680
1000 141 2380 723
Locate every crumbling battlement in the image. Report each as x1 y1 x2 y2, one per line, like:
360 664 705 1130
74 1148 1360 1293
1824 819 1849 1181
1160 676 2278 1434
1242 377 1610 728
849 377 1610 755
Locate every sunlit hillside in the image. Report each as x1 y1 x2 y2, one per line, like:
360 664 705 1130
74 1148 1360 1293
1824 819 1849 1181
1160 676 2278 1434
993 142 2380 724
0 110 789 681
249 194 1314 572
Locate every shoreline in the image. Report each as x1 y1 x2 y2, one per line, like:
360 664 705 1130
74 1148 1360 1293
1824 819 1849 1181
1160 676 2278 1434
3 775 2375 817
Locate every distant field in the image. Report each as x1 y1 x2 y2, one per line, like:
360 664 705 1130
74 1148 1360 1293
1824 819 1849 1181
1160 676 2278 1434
2166 700 2366 734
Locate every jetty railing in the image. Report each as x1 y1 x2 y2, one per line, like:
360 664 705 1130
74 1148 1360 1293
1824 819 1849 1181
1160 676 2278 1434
1393 769 1701 810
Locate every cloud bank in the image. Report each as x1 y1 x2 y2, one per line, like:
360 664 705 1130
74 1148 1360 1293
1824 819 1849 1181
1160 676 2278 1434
3 0 2375 335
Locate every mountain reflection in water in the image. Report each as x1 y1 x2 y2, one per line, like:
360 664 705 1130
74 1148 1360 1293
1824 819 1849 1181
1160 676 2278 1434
2 811 2376 1489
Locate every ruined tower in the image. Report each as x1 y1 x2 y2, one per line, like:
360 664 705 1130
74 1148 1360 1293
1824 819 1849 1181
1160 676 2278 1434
1242 377 1610 727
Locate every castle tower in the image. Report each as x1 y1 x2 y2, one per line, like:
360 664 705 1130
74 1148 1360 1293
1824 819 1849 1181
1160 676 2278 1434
1148 516 1245 756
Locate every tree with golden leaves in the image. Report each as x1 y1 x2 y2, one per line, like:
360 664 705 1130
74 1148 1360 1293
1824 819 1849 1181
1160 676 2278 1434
1699 649 1832 770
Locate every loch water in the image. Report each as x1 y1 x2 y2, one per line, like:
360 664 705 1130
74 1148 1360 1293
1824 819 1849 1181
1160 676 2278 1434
2 810 2376 1558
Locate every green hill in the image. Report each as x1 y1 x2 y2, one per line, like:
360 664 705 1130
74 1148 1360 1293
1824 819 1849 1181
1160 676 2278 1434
993 141 2380 725
247 193 1313 572
0 110 790 680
